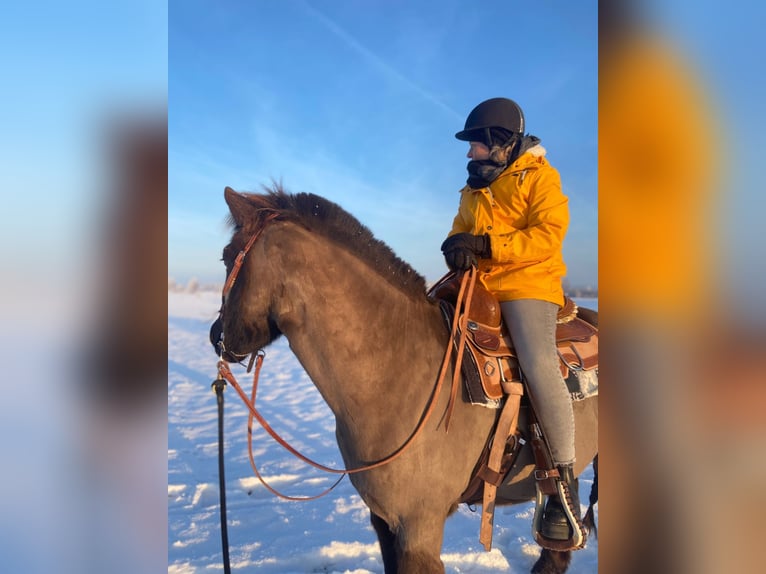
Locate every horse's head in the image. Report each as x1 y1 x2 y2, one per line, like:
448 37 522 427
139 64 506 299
210 186 283 363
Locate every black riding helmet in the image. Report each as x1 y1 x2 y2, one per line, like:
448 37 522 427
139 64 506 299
455 97 525 147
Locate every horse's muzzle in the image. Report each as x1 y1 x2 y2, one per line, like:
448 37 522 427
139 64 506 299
209 317 224 357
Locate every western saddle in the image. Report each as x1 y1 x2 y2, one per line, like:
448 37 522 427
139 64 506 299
427 271 598 551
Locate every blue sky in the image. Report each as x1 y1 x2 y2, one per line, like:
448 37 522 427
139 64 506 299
169 1 598 289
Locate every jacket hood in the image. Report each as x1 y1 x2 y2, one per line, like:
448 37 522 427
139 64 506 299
506 144 548 171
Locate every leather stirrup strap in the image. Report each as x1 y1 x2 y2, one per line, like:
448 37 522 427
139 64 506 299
479 381 524 550
527 408 560 496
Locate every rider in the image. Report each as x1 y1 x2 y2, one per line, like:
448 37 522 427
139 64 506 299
440 97 582 546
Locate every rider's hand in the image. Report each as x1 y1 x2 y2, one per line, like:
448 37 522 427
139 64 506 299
440 233 491 271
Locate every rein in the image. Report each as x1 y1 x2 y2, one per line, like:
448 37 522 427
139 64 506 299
211 215 478 569
215 263 476 485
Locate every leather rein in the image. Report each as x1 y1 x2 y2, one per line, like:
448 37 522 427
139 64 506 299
215 214 478 500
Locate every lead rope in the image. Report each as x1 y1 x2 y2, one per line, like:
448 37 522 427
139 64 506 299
211 376 232 574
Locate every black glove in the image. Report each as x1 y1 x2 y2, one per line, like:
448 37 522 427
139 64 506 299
440 233 491 271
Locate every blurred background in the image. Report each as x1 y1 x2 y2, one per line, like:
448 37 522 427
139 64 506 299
599 1 766 573
0 1 763 573
0 2 167 573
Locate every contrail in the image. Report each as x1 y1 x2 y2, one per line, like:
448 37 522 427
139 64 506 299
300 0 463 121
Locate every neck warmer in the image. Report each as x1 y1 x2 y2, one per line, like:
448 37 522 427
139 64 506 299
465 134 541 189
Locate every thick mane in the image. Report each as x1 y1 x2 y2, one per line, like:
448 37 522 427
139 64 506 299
233 184 428 299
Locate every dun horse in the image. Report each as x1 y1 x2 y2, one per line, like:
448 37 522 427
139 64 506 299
210 185 598 574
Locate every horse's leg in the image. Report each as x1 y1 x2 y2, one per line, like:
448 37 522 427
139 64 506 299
531 549 572 574
395 515 446 574
370 511 398 574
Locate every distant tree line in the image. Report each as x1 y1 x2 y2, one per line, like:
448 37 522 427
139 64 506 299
563 279 598 298
168 277 222 293
169 276 598 297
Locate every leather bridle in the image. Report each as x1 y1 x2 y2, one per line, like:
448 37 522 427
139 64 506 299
213 211 280 363
221 213 279 303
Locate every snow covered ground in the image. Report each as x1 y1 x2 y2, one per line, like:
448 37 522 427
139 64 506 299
168 290 598 573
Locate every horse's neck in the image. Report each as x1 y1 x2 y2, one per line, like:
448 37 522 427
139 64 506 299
266 225 440 417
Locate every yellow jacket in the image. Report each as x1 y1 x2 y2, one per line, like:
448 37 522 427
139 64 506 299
600 36 715 320
448 145 569 306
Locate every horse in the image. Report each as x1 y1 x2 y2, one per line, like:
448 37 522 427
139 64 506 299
209 184 598 574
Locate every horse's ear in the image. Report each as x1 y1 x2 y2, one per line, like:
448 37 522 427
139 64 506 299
224 186 250 226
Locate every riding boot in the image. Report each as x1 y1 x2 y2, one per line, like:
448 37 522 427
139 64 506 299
541 464 581 540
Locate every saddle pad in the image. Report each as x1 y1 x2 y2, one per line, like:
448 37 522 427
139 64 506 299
565 367 599 401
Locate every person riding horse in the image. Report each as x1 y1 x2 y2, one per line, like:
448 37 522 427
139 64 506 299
440 97 583 548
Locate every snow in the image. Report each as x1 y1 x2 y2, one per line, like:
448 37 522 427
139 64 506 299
168 291 598 573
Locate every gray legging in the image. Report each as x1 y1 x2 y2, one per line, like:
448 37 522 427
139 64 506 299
500 299 575 466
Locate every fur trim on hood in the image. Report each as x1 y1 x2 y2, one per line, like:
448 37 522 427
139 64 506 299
525 143 547 157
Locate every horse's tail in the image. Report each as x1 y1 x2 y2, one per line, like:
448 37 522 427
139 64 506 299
582 454 598 538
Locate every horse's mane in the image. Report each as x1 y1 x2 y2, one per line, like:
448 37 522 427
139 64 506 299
230 184 429 299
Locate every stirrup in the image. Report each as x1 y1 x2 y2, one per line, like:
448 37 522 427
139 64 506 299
531 480 587 551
